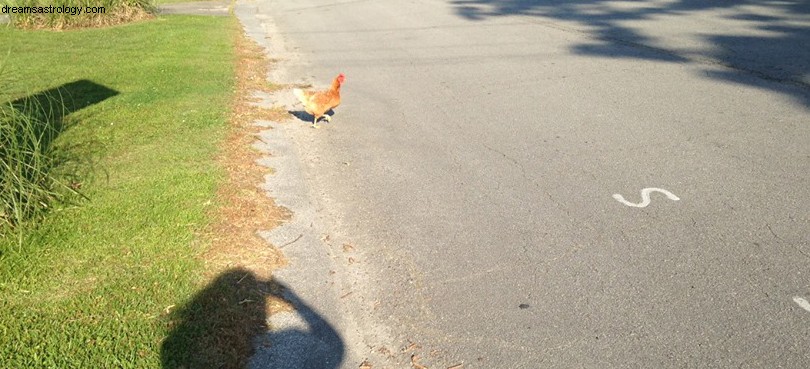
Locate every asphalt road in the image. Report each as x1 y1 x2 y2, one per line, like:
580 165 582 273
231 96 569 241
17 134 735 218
241 0 810 367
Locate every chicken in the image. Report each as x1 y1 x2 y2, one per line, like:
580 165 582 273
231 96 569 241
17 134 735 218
292 73 345 128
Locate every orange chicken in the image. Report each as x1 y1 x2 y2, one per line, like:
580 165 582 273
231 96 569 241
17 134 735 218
292 73 345 128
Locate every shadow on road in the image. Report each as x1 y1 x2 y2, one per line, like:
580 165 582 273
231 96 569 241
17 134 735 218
287 109 336 126
448 0 810 107
161 268 344 369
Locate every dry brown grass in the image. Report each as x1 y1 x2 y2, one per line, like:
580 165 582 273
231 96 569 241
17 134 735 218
165 22 297 369
10 4 155 30
204 24 291 296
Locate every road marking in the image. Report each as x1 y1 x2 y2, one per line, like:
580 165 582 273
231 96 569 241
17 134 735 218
613 187 680 208
794 296 810 312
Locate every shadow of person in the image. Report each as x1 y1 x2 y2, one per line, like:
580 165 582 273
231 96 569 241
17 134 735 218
160 268 344 369
248 281 344 369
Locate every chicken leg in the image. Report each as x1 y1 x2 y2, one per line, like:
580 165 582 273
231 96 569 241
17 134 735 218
312 114 331 128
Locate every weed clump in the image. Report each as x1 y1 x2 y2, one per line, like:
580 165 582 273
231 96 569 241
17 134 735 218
0 73 78 242
6 0 156 30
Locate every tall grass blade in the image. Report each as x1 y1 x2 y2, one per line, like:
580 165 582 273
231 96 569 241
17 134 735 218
0 71 76 247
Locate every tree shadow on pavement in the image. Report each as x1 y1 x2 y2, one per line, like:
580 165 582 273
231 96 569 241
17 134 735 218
161 268 344 369
448 0 810 108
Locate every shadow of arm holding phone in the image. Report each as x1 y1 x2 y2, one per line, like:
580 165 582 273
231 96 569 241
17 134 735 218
161 268 344 369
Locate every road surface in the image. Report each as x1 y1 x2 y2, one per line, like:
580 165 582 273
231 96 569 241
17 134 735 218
238 0 810 367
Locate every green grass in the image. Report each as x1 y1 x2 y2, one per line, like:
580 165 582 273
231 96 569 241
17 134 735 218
0 82 67 240
0 15 237 367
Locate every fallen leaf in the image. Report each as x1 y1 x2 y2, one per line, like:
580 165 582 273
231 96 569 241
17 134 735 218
402 341 421 353
377 346 393 357
411 354 428 369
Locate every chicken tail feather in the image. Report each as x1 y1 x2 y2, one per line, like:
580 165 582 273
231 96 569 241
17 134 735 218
292 88 308 105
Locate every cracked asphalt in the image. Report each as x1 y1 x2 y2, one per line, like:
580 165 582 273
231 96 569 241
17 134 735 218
237 0 810 367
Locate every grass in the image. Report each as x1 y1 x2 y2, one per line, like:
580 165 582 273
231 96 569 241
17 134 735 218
0 15 242 367
0 83 67 242
160 13 291 369
5 0 156 29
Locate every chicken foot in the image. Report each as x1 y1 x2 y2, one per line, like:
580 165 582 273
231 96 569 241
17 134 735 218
311 114 332 129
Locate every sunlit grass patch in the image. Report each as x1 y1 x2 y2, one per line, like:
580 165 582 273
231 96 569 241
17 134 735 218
0 15 237 367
